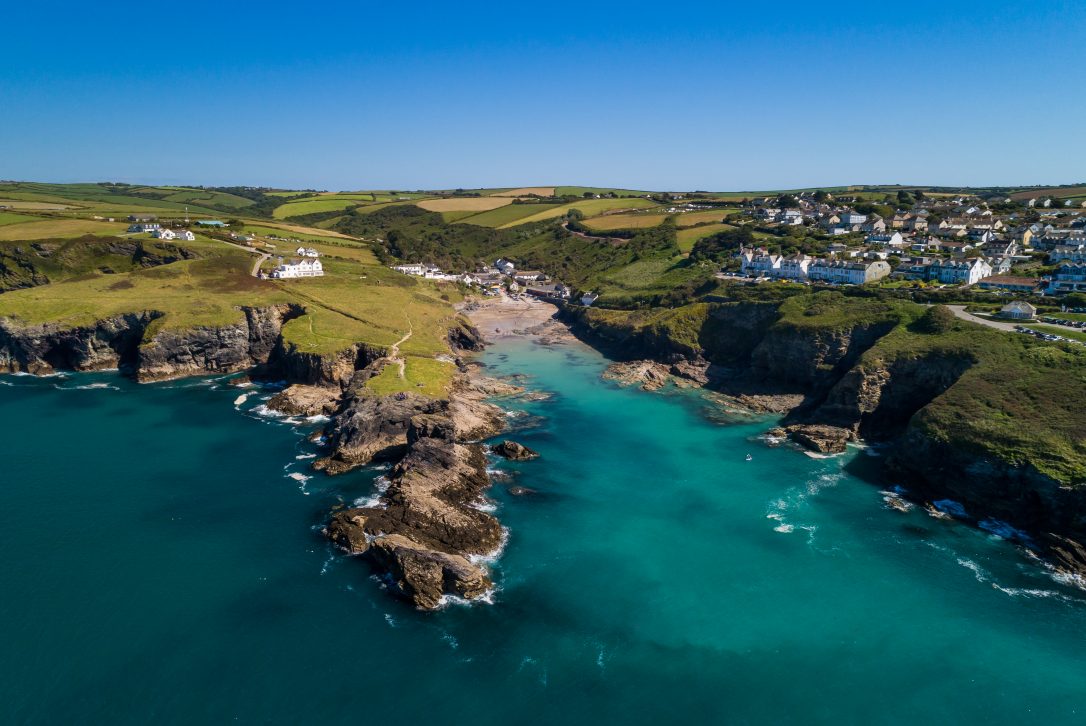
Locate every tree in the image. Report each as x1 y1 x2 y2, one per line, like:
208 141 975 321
813 190 828 203
778 194 799 209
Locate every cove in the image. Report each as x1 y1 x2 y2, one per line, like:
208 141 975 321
1 334 1085 724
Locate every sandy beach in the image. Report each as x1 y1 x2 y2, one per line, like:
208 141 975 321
460 294 562 342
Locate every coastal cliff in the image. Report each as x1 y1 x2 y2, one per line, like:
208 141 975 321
0 303 389 386
564 293 1086 579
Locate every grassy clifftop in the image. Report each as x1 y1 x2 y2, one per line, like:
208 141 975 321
572 291 1086 486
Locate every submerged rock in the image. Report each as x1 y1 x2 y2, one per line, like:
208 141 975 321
492 440 540 461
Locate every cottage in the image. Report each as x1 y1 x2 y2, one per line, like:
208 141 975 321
580 292 599 306
999 301 1037 320
393 263 427 276
295 246 320 258
128 222 160 233
865 232 905 248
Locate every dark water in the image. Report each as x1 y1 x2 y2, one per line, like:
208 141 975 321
2 337 1085 724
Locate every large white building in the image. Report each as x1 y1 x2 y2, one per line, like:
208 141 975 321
271 258 323 279
152 228 196 241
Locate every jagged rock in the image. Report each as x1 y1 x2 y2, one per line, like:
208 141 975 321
448 321 486 352
369 535 491 610
266 384 340 417
670 359 710 385
785 424 853 454
325 510 372 554
407 413 457 444
492 440 539 461
467 375 524 397
447 384 506 441
602 360 672 391
319 393 445 472
507 485 539 497
1044 534 1086 583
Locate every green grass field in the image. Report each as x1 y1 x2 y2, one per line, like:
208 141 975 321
0 218 131 241
0 212 41 226
553 187 654 197
674 209 742 227
676 223 735 253
497 198 661 228
581 213 668 231
454 204 563 228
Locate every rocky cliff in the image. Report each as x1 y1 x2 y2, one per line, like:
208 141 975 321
566 293 1086 581
0 303 389 386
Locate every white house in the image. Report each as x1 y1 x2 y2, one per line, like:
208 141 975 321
740 247 781 276
128 222 160 233
929 257 992 286
393 263 427 276
271 258 324 279
296 246 320 258
777 253 813 280
495 258 516 275
581 292 599 306
865 232 905 248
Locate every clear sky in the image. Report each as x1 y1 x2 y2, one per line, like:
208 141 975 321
2 0 1084 191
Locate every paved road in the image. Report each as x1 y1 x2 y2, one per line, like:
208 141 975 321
250 252 271 277
946 305 1018 331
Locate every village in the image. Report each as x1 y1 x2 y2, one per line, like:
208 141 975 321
392 258 599 306
732 190 1086 298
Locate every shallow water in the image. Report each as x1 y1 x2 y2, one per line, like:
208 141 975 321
1 338 1085 724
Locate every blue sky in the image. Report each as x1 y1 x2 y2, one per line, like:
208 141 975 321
1 0 1084 191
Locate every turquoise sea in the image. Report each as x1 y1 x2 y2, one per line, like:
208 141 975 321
2 335 1085 724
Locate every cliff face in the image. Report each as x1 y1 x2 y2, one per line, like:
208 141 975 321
0 303 372 384
568 295 1086 579
0 313 159 374
136 305 302 382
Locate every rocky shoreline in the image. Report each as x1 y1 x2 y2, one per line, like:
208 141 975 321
566 304 1086 586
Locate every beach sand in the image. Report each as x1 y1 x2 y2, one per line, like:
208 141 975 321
460 294 562 342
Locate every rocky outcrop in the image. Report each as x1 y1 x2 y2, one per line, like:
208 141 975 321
316 393 445 473
492 440 539 461
266 384 341 417
781 424 853 454
324 405 505 609
603 360 673 390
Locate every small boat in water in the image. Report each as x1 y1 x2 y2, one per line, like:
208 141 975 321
745 454 753 461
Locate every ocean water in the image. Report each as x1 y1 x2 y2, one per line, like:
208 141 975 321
2 338 1085 724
